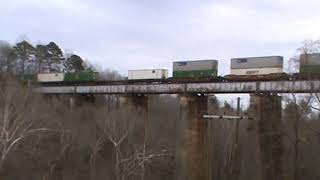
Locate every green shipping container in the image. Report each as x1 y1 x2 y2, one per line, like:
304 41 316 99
300 54 320 75
64 72 98 82
300 65 320 74
173 60 218 78
173 69 217 78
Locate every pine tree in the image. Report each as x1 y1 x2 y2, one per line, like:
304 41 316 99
13 41 35 74
46 42 64 72
64 54 87 72
35 44 48 73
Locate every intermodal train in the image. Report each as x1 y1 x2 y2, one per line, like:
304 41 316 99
20 53 320 85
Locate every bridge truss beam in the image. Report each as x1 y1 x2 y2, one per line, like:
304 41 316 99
36 80 320 94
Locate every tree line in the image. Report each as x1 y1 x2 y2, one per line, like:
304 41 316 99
0 39 93 74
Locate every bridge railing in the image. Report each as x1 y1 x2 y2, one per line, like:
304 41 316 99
35 80 320 94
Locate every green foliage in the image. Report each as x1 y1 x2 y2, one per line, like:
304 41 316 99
65 54 85 72
35 45 48 73
0 41 16 73
46 42 64 72
1 38 95 74
13 41 35 60
46 42 63 58
13 41 36 74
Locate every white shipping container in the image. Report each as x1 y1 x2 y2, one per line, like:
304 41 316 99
37 73 65 82
128 69 168 80
230 67 283 75
231 56 283 69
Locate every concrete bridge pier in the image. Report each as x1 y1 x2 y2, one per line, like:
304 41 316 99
176 94 208 180
249 93 286 180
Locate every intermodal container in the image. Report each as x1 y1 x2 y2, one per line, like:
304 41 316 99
128 69 168 80
37 73 65 82
173 60 218 78
64 72 99 82
230 56 283 75
300 53 320 74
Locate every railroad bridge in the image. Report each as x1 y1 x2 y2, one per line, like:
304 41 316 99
36 79 320 180
36 80 320 94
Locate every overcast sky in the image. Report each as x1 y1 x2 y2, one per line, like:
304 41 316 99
1 0 320 75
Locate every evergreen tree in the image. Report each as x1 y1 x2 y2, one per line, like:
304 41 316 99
13 41 35 74
64 54 85 72
46 42 64 72
35 44 48 73
0 41 15 73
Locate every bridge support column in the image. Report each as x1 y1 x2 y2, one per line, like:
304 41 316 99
249 93 286 180
176 94 208 180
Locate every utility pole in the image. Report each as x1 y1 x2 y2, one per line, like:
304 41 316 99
203 97 244 180
232 97 241 180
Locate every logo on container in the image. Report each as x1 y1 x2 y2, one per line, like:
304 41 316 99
237 59 247 63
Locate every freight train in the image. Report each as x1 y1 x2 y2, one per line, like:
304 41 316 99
20 53 320 85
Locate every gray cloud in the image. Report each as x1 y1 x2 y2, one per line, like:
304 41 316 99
1 0 320 75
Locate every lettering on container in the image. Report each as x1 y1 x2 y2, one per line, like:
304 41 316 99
246 70 259 75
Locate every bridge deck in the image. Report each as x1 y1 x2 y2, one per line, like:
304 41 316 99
35 80 320 94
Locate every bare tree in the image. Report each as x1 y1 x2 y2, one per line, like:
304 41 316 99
283 94 313 180
89 107 170 180
286 39 320 75
0 75 51 170
99 68 124 81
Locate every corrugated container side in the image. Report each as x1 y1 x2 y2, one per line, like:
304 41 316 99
299 54 320 74
173 70 217 78
173 60 218 71
37 73 65 82
231 56 283 69
163 69 168 78
128 69 168 80
64 72 98 82
173 60 218 78
230 68 284 75
300 53 320 65
300 66 320 74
